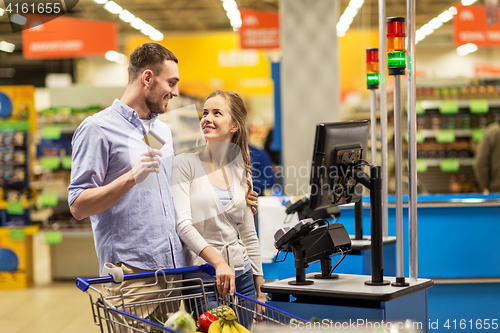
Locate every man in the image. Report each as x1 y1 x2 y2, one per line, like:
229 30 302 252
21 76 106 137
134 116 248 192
68 44 186 326
474 120 500 193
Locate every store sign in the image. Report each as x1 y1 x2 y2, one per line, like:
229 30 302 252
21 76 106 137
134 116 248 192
22 15 117 59
454 5 500 46
239 9 280 50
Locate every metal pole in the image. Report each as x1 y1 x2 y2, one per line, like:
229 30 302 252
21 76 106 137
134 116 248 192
365 166 389 286
407 0 418 281
370 89 377 165
379 0 389 238
393 75 405 280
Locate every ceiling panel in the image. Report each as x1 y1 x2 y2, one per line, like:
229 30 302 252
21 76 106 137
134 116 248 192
0 0 487 85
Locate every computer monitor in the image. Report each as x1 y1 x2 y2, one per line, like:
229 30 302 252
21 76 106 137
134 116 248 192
309 120 370 211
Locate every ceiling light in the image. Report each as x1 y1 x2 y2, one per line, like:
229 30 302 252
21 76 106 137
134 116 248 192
230 17 242 28
105 50 119 62
104 1 122 14
428 18 443 30
0 41 15 53
131 17 146 30
461 0 477 5
420 24 434 36
119 10 134 23
141 24 155 36
10 14 27 26
449 6 458 15
457 43 478 56
438 10 453 23
0 8 5 16
337 30 346 37
226 8 240 21
223 0 237 12
344 6 358 19
150 30 164 41
116 53 127 65
93 0 108 4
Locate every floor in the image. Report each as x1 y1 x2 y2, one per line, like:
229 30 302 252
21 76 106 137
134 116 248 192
0 282 101 333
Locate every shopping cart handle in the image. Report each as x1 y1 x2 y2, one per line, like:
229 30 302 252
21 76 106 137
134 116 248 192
76 264 215 292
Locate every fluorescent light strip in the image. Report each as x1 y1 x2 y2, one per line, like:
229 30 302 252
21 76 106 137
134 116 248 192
104 1 122 15
0 41 16 53
337 0 365 36
416 6 456 44
221 0 241 30
461 0 478 5
457 43 478 56
94 1 163 41
105 50 127 64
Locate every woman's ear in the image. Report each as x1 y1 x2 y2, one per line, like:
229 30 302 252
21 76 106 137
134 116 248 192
231 124 240 133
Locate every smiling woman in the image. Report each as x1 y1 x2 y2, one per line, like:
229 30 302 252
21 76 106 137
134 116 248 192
172 90 265 328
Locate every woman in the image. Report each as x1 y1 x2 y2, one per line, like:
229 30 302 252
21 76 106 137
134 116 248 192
172 90 265 315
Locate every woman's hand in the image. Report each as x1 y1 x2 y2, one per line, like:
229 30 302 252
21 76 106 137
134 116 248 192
248 190 259 215
199 246 235 296
253 275 266 322
215 262 235 297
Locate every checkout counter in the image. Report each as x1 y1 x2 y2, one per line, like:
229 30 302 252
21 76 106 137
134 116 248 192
259 193 500 333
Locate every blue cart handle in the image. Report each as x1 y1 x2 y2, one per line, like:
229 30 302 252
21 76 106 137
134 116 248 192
76 264 215 292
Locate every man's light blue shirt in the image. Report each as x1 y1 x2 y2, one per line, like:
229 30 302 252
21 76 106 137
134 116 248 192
68 99 186 273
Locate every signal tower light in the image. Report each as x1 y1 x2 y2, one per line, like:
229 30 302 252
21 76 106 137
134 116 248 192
366 48 379 89
387 17 406 76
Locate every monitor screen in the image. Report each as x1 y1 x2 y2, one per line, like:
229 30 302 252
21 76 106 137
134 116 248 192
309 120 370 211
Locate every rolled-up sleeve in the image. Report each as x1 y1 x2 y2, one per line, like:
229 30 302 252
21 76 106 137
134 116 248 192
68 118 110 206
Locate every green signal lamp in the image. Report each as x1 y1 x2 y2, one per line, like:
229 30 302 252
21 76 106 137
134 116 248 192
387 17 406 76
366 48 379 90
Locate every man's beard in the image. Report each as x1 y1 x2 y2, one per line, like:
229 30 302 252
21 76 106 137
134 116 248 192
145 83 167 115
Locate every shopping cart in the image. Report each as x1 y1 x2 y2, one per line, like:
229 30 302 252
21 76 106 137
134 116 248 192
76 264 308 333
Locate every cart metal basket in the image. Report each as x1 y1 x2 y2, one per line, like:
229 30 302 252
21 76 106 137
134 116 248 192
76 264 307 333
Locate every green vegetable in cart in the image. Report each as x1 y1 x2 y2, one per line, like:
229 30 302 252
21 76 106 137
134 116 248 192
164 309 197 333
198 312 219 333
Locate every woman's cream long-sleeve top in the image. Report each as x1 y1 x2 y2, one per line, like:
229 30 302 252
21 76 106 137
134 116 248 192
171 152 263 276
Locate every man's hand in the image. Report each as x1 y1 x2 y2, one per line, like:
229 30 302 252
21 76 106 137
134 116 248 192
248 190 259 215
132 149 163 184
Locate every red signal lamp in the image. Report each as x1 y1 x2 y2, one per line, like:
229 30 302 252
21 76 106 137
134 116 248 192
366 48 379 89
386 17 406 76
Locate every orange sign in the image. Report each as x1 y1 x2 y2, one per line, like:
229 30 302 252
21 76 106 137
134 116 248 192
22 15 117 59
454 5 500 46
240 9 279 49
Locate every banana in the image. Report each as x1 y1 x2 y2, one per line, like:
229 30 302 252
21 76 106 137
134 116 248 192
222 321 232 333
233 322 251 333
208 320 221 333
229 322 240 333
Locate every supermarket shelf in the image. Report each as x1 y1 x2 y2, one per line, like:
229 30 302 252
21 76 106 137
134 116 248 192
422 158 474 167
40 124 79 134
418 129 473 138
418 99 500 109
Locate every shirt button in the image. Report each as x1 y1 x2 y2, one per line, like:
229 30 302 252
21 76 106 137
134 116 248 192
169 233 172 237
128 117 131 121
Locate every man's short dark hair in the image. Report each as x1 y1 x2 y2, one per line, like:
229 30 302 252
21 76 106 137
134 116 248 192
128 43 178 82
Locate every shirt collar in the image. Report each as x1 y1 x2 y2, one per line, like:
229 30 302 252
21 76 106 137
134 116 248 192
111 99 159 122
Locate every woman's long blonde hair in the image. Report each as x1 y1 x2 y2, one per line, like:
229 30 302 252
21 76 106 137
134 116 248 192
205 90 255 205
